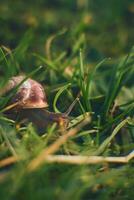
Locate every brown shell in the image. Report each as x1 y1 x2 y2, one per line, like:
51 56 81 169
2 75 48 109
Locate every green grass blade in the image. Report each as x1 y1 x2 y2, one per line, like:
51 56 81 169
53 83 71 113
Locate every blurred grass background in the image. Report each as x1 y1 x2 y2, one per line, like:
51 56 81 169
0 0 134 200
0 0 134 56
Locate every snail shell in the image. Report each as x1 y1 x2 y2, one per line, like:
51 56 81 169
2 75 48 109
1 75 70 133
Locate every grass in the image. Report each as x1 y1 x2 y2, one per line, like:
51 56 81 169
0 1 134 199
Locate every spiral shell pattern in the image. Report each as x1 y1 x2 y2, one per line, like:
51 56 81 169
2 75 48 109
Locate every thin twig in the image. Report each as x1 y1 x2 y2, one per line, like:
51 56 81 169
45 151 134 164
0 151 134 169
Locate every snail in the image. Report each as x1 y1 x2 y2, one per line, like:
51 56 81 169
1 75 76 133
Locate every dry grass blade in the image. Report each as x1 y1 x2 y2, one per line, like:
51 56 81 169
27 117 91 172
0 102 19 113
0 156 19 168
